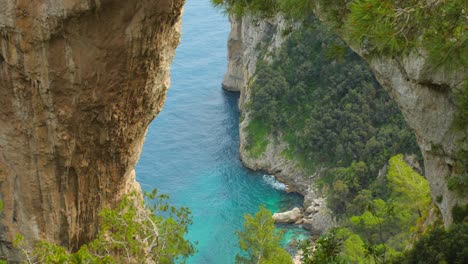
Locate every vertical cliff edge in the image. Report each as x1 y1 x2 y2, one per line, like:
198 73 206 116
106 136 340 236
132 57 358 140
0 0 185 258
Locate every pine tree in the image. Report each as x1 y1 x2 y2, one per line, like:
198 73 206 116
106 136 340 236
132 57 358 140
235 206 292 264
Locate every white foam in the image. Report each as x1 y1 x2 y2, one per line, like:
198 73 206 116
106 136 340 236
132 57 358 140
263 175 287 191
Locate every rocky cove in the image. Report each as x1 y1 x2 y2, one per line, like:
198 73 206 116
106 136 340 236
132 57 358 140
221 6 467 244
0 0 466 262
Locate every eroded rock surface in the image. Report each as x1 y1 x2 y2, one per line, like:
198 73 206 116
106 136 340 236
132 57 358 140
0 0 185 258
222 14 295 106
359 53 467 226
273 207 303 224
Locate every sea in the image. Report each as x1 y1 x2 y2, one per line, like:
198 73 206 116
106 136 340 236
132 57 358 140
136 1 307 263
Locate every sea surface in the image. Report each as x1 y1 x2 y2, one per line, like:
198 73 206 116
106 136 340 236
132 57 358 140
136 0 306 263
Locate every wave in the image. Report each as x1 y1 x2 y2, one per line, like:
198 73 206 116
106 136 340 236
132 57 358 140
262 175 287 191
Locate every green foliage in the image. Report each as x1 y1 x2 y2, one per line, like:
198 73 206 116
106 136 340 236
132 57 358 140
447 170 468 195
89 190 194 263
452 204 468 224
341 232 367 263
210 0 279 18
244 119 270 158
14 190 195 264
300 228 346 264
345 0 467 68
333 155 431 262
393 223 468 264
386 154 431 217
212 0 467 69
235 206 292 264
302 155 431 262
246 18 419 182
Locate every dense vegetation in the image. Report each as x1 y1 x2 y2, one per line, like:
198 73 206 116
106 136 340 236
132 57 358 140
212 0 467 68
235 206 292 264
211 1 468 262
245 18 420 220
297 155 456 263
393 223 468 264
9 190 195 264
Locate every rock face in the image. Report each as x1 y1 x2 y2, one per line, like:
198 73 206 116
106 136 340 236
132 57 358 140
0 0 185 258
224 14 310 194
302 198 335 235
306 8 467 226
360 53 467 226
222 14 294 107
368 55 468 226
272 207 303 224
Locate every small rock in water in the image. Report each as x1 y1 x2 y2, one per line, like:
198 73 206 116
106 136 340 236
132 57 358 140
272 207 302 224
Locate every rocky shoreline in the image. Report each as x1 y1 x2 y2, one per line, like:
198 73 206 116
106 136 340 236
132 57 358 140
238 115 336 235
221 13 336 236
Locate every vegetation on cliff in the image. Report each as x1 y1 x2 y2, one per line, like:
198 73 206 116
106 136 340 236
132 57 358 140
296 155 466 263
245 18 420 219
213 0 467 262
212 0 467 69
235 206 292 264
10 190 195 264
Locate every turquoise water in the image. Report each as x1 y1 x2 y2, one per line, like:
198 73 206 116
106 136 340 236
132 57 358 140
136 0 305 263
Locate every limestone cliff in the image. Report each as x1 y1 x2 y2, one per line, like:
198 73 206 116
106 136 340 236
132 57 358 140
227 12 467 228
224 15 336 234
223 15 306 192
222 14 295 107
356 52 467 226
311 6 467 226
0 0 185 258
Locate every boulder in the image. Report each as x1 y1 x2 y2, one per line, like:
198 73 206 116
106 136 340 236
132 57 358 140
305 205 319 215
294 218 304 225
302 207 336 235
272 207 303 224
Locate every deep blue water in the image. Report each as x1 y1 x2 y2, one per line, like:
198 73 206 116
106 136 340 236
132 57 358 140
136 1 305 263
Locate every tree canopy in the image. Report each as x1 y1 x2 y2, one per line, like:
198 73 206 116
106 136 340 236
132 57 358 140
12 190 195 264
235 206 292 264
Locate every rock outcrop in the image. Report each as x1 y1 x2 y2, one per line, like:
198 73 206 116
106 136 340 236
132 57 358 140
222 14 295 107
301 198 335 235
272 207 303 224
357 53 467 226
0 0 185 259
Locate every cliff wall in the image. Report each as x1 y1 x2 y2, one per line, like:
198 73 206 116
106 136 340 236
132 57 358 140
222 14 293 107
223 14 307 192
224 15 336 234
0 0 185 257
360 52 467 226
